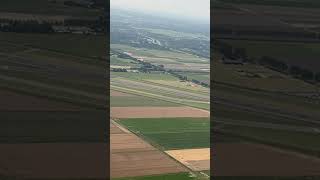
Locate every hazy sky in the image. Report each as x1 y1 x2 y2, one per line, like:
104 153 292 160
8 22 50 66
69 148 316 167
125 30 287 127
110 0 210 22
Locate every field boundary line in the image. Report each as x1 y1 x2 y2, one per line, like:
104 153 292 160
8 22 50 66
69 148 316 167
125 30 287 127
111 85 209 110
115 120 196 176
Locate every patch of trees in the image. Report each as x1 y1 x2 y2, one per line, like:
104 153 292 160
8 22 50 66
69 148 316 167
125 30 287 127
316 72 320 82
0 20 53 33
258 56 317 81
112 68 127 72
168 70 210 88
215 40 247 60
138 61 165 72
64 16 105 32
289 65 314 81
259 56 288 72
63 0 92 8
168 70 188 81
216 40 320 83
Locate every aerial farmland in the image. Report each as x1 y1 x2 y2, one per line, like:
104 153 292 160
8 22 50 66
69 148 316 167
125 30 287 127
110 5 210 179
213 0 320 176
0 0 107 178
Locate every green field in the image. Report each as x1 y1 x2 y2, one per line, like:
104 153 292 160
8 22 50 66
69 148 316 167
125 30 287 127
213 176 320 180
113 172 196 180
212 59 317 92
0 32 106 58
220 125 320 155
111 72 210 110
0 111 105 143
214 83 320 117
111 55 139 67
136 27 209 40
178 72 210 84
214 105 317 127
111 44 208 64
0 32 106 108
112 72 209 94
222 40 320 72
0 42 28 53
0 0 100 16
17 49 106 66
112 72 178 81
219 0 320 8
119 118 210 150
111 95 181 107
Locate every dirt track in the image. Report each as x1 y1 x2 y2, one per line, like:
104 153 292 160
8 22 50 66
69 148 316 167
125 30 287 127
111 121 186 178
0 143 107 179
111 107 210 118
213 143 320 176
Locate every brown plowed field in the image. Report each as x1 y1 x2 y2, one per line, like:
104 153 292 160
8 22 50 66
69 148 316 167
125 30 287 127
111 107 210 118
0 143 107 179
166 148 210 171
110 121 186 178
213 143 320 176
111 90 134 97
0 89 83 110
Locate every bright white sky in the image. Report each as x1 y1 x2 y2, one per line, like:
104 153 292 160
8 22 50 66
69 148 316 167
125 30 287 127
110 0 210 22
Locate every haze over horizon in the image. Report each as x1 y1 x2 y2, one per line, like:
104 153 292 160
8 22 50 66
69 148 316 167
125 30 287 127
110 0 210 23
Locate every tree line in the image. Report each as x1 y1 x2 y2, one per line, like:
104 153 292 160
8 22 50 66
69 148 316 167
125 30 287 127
115 52 210 88
216 40 320 82
0 20 53 33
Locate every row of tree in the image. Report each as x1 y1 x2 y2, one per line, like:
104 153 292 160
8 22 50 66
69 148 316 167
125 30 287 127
216 40 320 82
213 27 318 39
258 56 319 82
168 70 210 88
0 16 106 34
0 20 53 33
111 68 127 72
116 52 210 88
215 40 247 60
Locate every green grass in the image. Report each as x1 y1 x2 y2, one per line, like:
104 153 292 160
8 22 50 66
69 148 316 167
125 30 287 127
0 76 105 109
0 32 106 58
222 40 320 71
213 177 320 180
222 125 320 154
178 72 210 84
113 172 196 180
0 111 106 143
214 104 317 127
18 49 106 66
119 118 210 150
214 82 320 118
212 60 316 92
0 42 28 53
111 44 208 64
219 0 320 9
111 55 139 67
111 96 181 107
112 72 178 81
0 0 101 16
112 72 209 94
136 27 209 40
